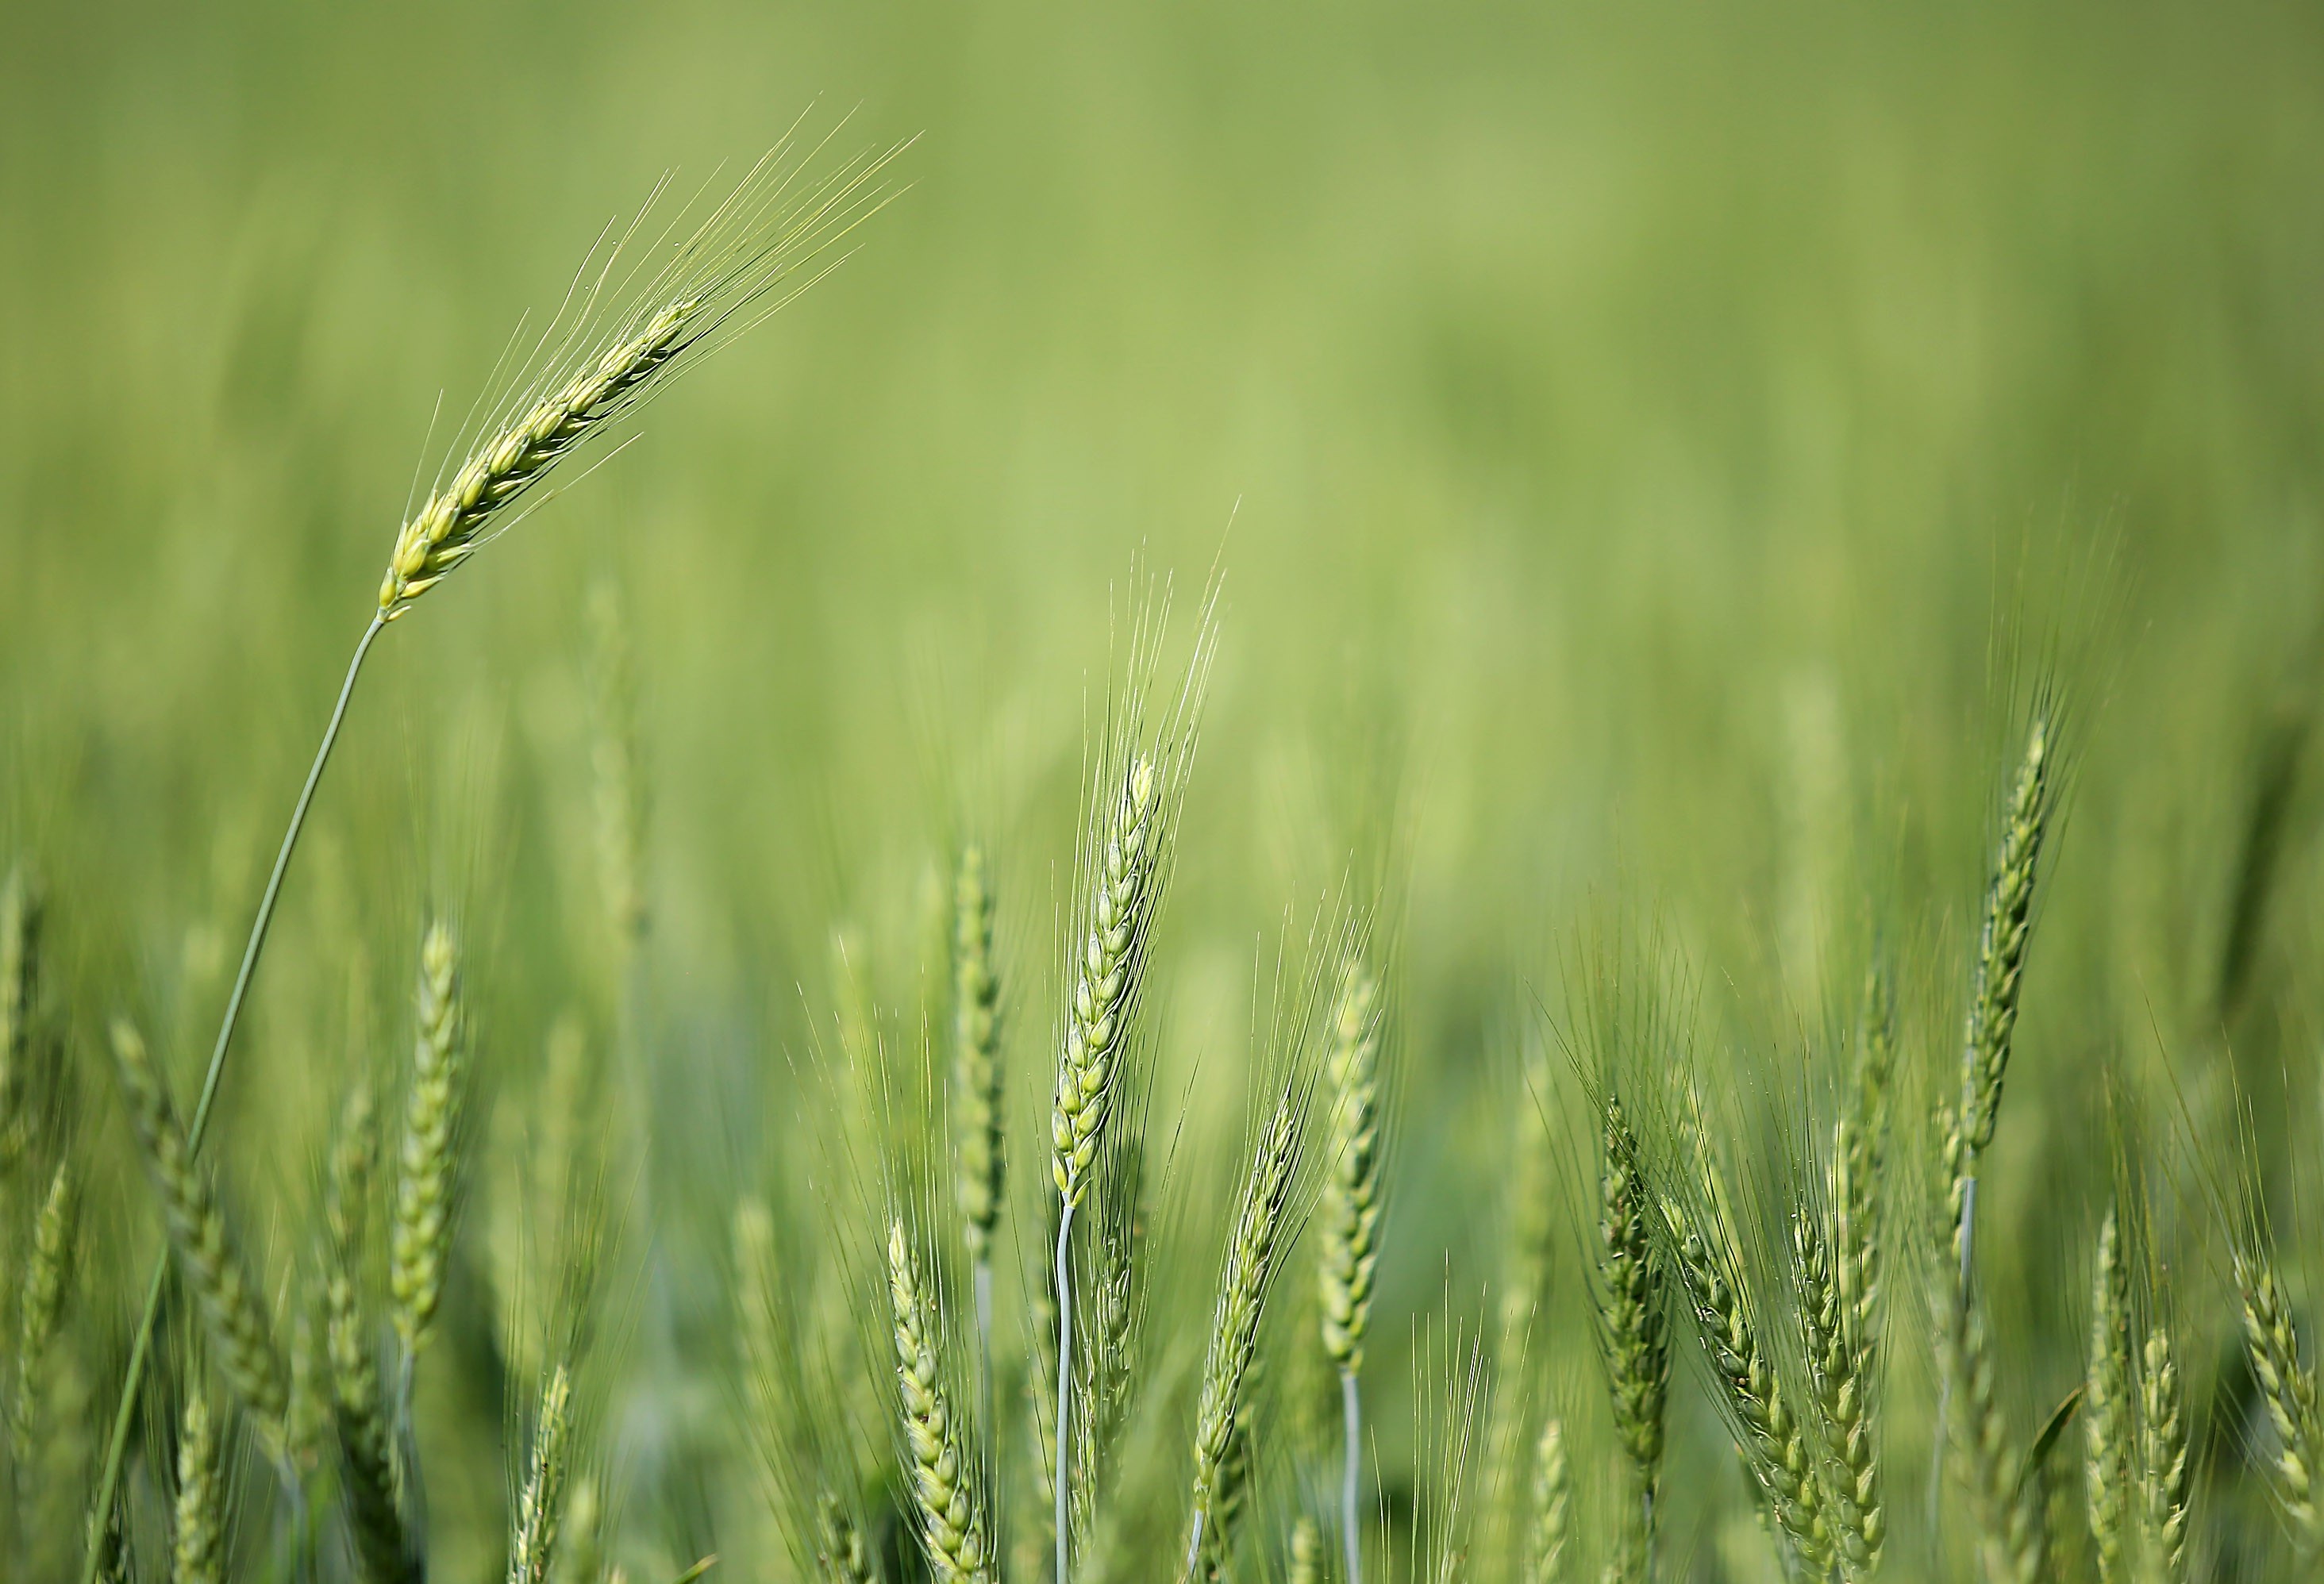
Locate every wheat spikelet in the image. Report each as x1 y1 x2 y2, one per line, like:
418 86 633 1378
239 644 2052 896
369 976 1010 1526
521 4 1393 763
0 866 40 1168
2233 1240 2322 1550
1050 758 1164 1209
2137 1321 2187 1583
1796 1210 1880 1579
1596 1098 1669 1580
391 921 464 1357
1289 1516 1324 1584
1668 1202 1828 1578
509 1363 577 1584
815 1490 878 1584
1949 714 2053 1280
172 1386 224 1584
1526 1414 1569 1584
2085 1208 2134 1584
110 1019 288 1446
1834 962 1893 1353
1938 1281 2043 1584
887 1219 993 1584
1319 963 1383 1371
325 1079 416 1584
952 844 1005 1267
1187 1089 1303 1573
12 1156 73 1467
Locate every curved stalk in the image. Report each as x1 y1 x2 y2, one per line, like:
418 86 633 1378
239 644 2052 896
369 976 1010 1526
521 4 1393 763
82 614 387 1584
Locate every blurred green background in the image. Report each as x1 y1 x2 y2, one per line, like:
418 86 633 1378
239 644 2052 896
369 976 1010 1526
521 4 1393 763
7 0 2324 1575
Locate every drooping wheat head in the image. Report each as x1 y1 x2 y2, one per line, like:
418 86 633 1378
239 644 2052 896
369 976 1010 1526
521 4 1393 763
110 1018 288 1449
888 1219 994 1584
2086 1208 2134 1584
377 140 905 622
953 843 1005 1268
391 921 464 1359
1187 1087 1303 1573
172 1385 224 1584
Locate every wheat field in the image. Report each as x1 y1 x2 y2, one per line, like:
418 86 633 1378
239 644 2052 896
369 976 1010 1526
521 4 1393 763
5 2 2324 1581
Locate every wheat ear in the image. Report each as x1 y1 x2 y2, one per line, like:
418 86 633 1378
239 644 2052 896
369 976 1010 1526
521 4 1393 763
110 1018 289 1448
2085 1208 2134 1584
0 866 40 1169
816 1490 878 1584
1597 1099 1669 1581
888 1219 994 1584
2137 1319 2188 1583
1288 1517 1324 1584
508 1363 577 1584
1319 963 1383 1584
952 844 1004 1384
1797 1209 1880 1579
1668 1195 1828 1578
1051 754 1168 1584
1835 961 1893 1357
1526 1414 1569 1584
1949 714 2052 1288
391 921 464 1365
2234 1243 2323 1548
12 1157 73 1468
1937 1277 2043 1584
1187 1089 1303 1578
172 1385 225 1584
325 1079 416 1584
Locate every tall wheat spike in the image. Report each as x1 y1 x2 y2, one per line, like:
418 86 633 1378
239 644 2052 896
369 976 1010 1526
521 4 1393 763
2086 1208 2134 1584
1796 1209 1880 1579
509 1363 577 1584
172 1386 225 1584
2137 1317 2188 1584
1187 1089 1303 1578
83 137 907 1583
391 921 464 1364
110 1018 289 1449
952 843 1005 1384
12 1157 73 1468
1834 961 1894 1356
325 1080 417 1584
1526 1413 1570 1584
888 1220 993 1584
1597 1098 1669 1582
1948 713 2053 1286
1318 962 1384 1584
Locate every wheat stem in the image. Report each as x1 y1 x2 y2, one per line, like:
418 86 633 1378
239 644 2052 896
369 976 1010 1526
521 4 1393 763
84 613 384 1584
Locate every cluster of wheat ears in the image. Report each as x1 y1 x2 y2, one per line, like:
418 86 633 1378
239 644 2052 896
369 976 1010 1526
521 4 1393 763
4 141 2324 1584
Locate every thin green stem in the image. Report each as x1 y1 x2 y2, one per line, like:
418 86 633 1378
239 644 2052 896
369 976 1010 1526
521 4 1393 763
82 614 387 1584
1341 1367 1362 1584
1055 1201 1076 1584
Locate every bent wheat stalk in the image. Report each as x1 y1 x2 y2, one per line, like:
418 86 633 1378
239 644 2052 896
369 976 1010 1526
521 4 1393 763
83 138 902 1584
